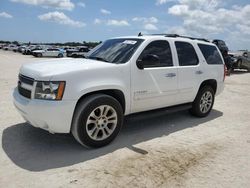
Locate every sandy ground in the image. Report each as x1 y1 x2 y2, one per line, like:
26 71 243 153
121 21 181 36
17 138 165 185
0 50 250 188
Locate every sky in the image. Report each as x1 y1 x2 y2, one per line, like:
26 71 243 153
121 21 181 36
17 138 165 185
0 0 250 50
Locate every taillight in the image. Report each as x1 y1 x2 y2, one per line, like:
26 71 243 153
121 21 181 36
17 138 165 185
223 64 226 81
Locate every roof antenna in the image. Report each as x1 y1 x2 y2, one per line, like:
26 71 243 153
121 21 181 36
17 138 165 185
138 32 142 37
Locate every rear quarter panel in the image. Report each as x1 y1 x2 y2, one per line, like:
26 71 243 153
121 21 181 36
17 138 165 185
194 43 225 96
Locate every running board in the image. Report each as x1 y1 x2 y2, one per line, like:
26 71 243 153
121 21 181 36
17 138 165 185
126 103 192 119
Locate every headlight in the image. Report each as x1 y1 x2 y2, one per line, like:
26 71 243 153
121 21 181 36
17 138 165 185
35 81 65 100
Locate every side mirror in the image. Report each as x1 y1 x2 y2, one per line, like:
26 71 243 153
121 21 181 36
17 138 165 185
136 59 144 69
136 54 160 69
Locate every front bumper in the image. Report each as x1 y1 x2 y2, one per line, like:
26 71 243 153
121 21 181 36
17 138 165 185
13 88 77 133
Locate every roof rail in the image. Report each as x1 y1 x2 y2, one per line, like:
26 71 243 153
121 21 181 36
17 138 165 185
137 33 210 42
179 35 210 42
138 33 178 37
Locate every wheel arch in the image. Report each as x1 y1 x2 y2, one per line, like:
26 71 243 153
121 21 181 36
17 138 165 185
198 79 217 94
74 89 126 114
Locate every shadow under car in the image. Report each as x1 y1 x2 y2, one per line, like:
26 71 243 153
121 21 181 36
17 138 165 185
2 108 223 171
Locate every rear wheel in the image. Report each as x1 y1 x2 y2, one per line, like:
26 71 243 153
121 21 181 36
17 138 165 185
72 54 78 58
71 94 123 148
58 53 63 58
190 86 215 117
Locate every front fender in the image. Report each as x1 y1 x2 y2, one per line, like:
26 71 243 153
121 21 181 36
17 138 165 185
75 84 130 115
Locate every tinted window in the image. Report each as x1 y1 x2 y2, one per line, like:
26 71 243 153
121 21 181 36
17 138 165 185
79 48 89 52
175 42 199 66
88 38 144 64
139 40 173 67
198 44 223 64
47 49 58 51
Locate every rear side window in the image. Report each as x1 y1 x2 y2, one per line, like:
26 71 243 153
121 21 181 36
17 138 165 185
175 42 199 66
198 44 223 64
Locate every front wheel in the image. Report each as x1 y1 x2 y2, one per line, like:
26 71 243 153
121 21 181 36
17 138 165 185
71 94 123 148
190 86 215 117
237 59 242 69
36 53 42 57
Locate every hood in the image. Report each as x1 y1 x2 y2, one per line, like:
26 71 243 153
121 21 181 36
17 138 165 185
20 58 115 80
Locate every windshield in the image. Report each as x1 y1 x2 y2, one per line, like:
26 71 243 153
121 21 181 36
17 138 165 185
87 38 144 64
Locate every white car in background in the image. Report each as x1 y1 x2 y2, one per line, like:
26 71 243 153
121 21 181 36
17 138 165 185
33 48 65 58
3 44 16 51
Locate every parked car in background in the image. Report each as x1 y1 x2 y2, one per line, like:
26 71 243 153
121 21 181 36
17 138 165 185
212 40 229 53
229 51 250 71
33 48 65 58
0 43 7 49
3 44 16 51
17 45 26 53
23 45 42 55
66 47 79 57
12 45 21 52
71 46 90 58
22 45 33 55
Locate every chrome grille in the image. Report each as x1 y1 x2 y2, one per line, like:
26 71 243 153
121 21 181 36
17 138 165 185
19 74 34 85
18 74 34 99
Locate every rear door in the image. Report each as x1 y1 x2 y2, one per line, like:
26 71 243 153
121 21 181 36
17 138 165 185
52 49 60 57
45 49 53 56
174 41 204 104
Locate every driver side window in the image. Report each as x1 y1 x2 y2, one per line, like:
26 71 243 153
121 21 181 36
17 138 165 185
138 40 173 68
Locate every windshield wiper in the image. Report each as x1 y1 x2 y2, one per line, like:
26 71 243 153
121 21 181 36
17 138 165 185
88 56 109 62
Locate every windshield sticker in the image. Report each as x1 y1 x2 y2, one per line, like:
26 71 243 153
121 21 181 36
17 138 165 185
123 40 137 45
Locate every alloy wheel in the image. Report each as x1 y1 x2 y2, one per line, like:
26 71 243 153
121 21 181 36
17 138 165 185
86 105 118 141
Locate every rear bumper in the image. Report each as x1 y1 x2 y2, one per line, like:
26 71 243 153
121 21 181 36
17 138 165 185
13 88 77 133
216 81 224 96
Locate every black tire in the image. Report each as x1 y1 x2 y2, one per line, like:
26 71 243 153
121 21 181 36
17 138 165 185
58 53 63 58
71 94 123 148
36 53 42 57
237 59 242 69
190 86 215 117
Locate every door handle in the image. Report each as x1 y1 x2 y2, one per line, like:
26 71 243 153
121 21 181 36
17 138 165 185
165 73 176 78
196 70 203 75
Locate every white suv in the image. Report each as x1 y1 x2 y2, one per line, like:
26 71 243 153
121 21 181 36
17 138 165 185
13 34 225 148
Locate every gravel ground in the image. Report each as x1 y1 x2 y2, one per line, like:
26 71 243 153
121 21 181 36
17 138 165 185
0 50 250 188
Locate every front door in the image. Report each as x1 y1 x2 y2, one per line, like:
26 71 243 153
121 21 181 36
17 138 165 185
131 40 178 113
